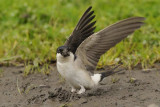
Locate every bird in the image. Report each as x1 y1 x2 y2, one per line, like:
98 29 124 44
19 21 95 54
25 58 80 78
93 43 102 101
56 6 145 94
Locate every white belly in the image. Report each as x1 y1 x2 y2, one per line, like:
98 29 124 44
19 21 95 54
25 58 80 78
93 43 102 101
57 61 95 89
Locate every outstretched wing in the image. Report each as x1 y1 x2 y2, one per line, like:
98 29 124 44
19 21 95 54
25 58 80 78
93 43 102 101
75 17 145 73
64 6 96 54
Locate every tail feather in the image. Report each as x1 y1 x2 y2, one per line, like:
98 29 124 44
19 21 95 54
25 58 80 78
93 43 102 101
91 65 122 84
99 66 122 82
99 70 121 82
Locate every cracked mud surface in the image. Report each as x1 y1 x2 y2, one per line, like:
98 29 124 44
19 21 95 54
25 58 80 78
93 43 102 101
0 65 160 107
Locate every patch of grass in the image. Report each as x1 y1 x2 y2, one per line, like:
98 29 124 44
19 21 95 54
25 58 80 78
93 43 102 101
0 0 160 72
23 63 50 76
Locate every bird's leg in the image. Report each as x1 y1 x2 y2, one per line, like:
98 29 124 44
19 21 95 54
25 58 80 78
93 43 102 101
77 85 85 94
71 86 76 93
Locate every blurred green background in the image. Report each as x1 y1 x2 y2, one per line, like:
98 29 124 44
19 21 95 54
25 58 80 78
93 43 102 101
0 0 160 72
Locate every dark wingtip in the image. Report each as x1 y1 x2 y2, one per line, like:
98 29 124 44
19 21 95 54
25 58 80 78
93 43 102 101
65 6 95 54
90 11 94 15
141 17 146 20
135 17 146 26
137 17 146 20
85 6 92 13
131 17 146 21
93 26 96 31
88 6 92 10
92 15 96 19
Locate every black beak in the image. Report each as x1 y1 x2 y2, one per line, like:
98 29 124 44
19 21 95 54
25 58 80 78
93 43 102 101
61 52 70 57
57 46 70 57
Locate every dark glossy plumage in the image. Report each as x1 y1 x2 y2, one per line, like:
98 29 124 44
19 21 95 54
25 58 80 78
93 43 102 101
64 6 96 54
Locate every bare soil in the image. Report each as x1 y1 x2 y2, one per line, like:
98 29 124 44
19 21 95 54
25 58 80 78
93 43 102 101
0 64 160 107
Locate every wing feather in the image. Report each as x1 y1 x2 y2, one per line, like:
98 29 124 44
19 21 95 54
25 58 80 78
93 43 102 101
75 17 145 73
64 6 96 54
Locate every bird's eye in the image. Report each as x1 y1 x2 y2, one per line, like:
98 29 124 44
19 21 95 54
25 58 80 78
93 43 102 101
57 48 63 53
59 48 62 51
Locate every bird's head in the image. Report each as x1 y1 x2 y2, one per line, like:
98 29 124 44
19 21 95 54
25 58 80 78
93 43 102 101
56 46 71 57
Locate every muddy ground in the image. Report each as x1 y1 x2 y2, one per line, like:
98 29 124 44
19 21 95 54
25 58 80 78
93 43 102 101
0 64 160 107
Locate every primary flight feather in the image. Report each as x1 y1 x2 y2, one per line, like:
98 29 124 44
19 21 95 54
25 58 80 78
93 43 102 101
56 6 145 94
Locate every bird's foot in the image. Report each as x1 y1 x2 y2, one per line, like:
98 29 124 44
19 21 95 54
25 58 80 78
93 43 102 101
77 85 85 94
71 87 76 93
